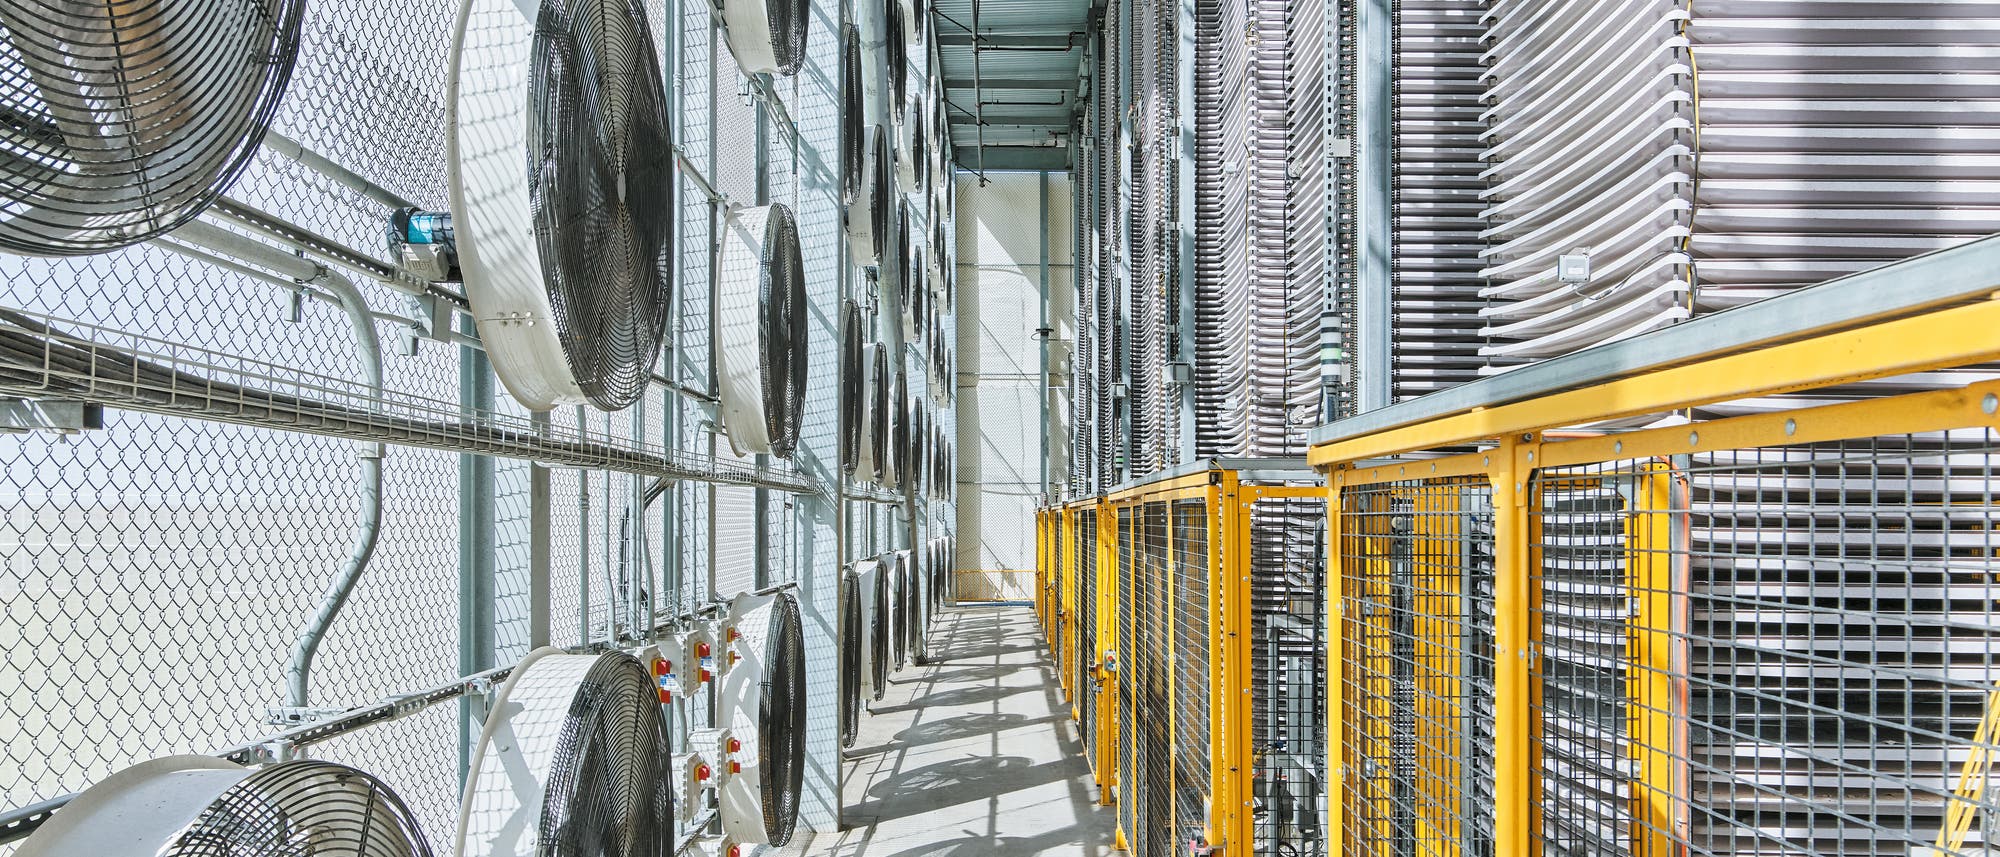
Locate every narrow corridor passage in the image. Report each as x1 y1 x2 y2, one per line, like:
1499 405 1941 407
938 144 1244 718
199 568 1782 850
817 605 1119 856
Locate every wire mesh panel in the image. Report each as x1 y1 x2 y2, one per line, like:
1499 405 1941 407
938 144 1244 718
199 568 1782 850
1174 498 1213 844
1251 494 1330 853
1528 465 1651 857
1078 507 1100 755
1118 506 1141 850
1684 433 2000 857
1338 478 1496 857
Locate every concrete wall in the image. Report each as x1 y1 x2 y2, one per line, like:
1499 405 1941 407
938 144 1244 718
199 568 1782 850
955 172 1074 594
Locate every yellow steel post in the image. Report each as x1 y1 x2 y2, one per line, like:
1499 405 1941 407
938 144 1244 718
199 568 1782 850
1325 478 1346 857
1493 435 1536 857
1165 498 1179 846
1204 478 1230 852
1224 473 1253 855
1630 464 1683 857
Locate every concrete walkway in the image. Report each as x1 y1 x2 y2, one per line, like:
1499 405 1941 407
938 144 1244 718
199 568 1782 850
809 605 1120 856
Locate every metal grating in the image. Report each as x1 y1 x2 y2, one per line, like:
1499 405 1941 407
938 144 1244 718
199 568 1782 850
1338 478 1497 857
1251 495 1330 852
1173 499 1213 845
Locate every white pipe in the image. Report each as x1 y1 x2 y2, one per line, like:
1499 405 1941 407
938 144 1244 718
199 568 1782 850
159 220 388 709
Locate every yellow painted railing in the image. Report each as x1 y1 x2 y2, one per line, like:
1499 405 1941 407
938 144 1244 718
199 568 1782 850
1035 464 1325 856
1315 287 2000 857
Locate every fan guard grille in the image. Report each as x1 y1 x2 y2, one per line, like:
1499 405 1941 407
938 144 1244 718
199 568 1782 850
540 651 674 856
0 0 304 256
840 301 864 476
528 0 675 411
840 573 863 748
870 563 890 700
840 24 864 203
165 761 432 857
759 592 807 846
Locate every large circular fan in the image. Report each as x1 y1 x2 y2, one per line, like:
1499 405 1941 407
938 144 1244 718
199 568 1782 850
721 0 809 75
841 301 865 478
840 569 863 748
717 591 806 847
450 0 674 411
885 550 908 668
0 0 304 256
459 649 673 856
846 125 890 266
840 24 865 202
16 757 431 857
717 204 809 457
895 548 917 669
885 0 908 123
869 559 891 701
863 340 891 484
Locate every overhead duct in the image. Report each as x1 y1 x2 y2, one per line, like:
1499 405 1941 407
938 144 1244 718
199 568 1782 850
0 0 304 256
448 0 675 411
717 204 809 458
720 0 810 75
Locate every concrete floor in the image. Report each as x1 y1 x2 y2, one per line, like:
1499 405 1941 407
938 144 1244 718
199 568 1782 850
807 604 1121 856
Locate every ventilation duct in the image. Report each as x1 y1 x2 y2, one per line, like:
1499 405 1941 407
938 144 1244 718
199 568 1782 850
459 649 673 855
721 0 809 75
15 757 431 857
0 1 304 256
449 0 674 411
717 204 809 458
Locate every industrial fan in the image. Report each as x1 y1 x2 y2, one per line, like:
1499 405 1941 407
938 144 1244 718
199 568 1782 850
908 543 930 664
894 203 919 341
720 0 809 75
884 550 908 669
0 0 303 256
885 0 908 125
847 125 891 267
894 548 917 670
841 568 864 748
892 367 912 491
717 204 809 457
866 558 891 701
14 756 431 856
841 302 865 478
862 341 891 484
449 0 674 411
458 649 673 856
716 590 807 847
840 24 865 200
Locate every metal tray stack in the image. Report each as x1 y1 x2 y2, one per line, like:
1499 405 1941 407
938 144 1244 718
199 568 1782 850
1392 0 1492 401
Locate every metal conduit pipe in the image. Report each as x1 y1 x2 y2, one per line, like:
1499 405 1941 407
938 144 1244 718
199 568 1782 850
162 220 388 710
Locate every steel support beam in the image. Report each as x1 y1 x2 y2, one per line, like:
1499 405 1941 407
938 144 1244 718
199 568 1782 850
1354 0 1393 413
